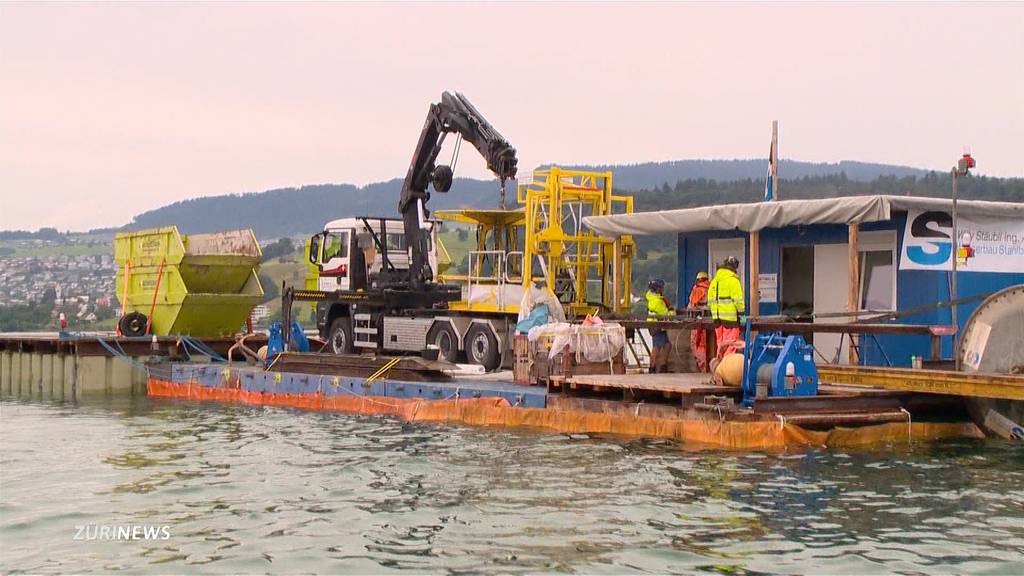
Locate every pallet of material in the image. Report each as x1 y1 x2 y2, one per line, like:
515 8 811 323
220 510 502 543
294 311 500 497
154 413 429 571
557 372 739 406
532 349 625 385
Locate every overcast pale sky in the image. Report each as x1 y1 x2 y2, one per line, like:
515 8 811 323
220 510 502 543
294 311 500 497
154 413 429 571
1 2 1021 231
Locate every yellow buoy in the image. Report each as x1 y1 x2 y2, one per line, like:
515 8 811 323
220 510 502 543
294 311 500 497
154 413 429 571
715 352 745 385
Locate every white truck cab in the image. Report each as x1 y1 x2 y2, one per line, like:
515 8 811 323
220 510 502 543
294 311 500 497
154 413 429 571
308 217 439 292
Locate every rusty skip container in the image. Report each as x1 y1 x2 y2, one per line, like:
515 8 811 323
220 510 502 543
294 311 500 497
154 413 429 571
114 226 264 337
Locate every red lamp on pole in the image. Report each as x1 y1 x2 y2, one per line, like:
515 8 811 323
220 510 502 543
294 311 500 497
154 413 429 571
951 148 975 370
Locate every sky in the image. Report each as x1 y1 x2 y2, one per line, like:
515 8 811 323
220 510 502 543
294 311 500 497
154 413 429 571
1 2 1022 231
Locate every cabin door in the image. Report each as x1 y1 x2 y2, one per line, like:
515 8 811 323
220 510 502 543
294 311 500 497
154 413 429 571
813 243 850 364
708 238 746 286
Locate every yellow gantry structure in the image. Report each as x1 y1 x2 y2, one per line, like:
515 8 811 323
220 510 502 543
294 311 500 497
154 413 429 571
435 167 634 318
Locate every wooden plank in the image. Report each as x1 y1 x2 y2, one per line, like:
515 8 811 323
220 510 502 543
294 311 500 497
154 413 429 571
549 395 687 419
568 373 739 396
817 383 904 397
819 364 1024 400
779 411 908 426
753 394 901 414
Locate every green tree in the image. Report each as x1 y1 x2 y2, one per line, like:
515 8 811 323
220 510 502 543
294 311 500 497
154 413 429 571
261 237 296 261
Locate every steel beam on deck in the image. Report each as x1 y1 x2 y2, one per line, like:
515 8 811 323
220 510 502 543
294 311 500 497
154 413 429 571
818 365 1024 401
614 319 935 335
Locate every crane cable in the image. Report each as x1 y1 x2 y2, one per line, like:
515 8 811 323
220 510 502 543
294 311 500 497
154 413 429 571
449 134 463 174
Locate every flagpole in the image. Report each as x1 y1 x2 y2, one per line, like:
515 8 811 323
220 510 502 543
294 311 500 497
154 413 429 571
753 120 778 320
771 120 778 200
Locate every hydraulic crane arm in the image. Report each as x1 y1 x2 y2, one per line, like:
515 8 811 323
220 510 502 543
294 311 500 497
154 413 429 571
398 91 518 290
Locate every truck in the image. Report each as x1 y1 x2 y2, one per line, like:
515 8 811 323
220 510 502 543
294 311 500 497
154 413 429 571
282 93 634 371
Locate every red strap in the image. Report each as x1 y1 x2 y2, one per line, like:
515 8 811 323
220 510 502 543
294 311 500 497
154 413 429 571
145 257 167 335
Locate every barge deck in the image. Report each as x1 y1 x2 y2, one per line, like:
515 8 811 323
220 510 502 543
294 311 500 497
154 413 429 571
145 360 983 450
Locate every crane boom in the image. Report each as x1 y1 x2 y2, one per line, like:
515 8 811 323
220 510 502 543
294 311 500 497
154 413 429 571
397 91 518 290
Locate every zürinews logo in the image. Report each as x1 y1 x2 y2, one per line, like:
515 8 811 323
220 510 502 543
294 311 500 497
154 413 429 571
905 210 953 267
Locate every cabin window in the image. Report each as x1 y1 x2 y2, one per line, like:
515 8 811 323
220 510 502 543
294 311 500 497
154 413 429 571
860 251 895 310
384 233 406 251
323 232 350 261
382 231 432 252
308 234 322 265
857 230 897 311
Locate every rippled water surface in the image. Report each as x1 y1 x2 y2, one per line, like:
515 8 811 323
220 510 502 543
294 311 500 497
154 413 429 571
2 397 1023 574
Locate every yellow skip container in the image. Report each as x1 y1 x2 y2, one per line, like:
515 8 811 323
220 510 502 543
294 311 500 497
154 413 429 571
114 226 264 337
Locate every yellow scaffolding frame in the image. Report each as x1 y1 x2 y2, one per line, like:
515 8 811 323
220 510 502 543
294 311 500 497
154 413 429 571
436 166 634 317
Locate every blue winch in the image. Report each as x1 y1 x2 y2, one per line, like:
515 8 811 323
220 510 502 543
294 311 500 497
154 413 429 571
266 321 310 366
741 329 819 407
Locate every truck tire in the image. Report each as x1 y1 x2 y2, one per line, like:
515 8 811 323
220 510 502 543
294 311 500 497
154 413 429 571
118 312 148 337
465 324 500 372
427 323 460 363
328 317 353 354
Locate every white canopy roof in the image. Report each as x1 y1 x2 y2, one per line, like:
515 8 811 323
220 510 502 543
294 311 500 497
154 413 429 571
582 195 1024 237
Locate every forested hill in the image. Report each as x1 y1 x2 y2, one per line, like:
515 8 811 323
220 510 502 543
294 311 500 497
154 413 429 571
122 160 1022 239
126 178 507 238
569 159 928 190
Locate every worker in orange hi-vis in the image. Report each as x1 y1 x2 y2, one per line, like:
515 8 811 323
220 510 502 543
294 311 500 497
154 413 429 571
687 271 711 371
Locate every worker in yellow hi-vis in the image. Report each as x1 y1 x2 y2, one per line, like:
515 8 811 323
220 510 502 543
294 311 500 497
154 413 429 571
708 256 745 356
645 278 674 373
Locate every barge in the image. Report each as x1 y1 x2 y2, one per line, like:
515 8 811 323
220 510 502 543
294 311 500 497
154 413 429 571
143 353 991 451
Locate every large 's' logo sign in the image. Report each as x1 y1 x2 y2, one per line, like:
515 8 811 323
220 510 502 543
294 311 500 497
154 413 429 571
906 210 952 266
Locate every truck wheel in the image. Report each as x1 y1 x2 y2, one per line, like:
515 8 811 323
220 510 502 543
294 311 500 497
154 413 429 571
328 317 353 354
465 324 500 372
118 312 148 337
428 323 459 363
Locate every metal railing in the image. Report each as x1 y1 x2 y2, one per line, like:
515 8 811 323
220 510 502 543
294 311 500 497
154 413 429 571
465 250 524 309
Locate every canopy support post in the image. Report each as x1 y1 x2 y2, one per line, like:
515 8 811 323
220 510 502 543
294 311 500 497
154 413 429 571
749 231 760 318
848 223 860 365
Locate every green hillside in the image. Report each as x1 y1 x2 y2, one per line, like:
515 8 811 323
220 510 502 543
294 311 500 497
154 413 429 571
112 159 1020 240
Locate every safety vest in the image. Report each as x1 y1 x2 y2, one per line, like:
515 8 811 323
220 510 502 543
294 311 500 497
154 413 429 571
645 290 670 318
688 279 709 308
708 268 744 323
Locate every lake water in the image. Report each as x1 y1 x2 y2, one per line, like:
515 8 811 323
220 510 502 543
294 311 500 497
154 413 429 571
2 397 1023 574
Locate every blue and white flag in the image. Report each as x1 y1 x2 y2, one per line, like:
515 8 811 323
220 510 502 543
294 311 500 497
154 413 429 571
763 139 775 201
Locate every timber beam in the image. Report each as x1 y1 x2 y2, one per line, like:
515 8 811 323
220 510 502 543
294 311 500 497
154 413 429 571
819 365 1024 401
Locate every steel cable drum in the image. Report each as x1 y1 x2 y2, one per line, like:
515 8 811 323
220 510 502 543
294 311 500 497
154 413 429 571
959 284 1024 375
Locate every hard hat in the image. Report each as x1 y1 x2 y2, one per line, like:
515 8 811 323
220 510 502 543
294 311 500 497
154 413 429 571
723 256 740 270
696 271 709 280
648 278 665 291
